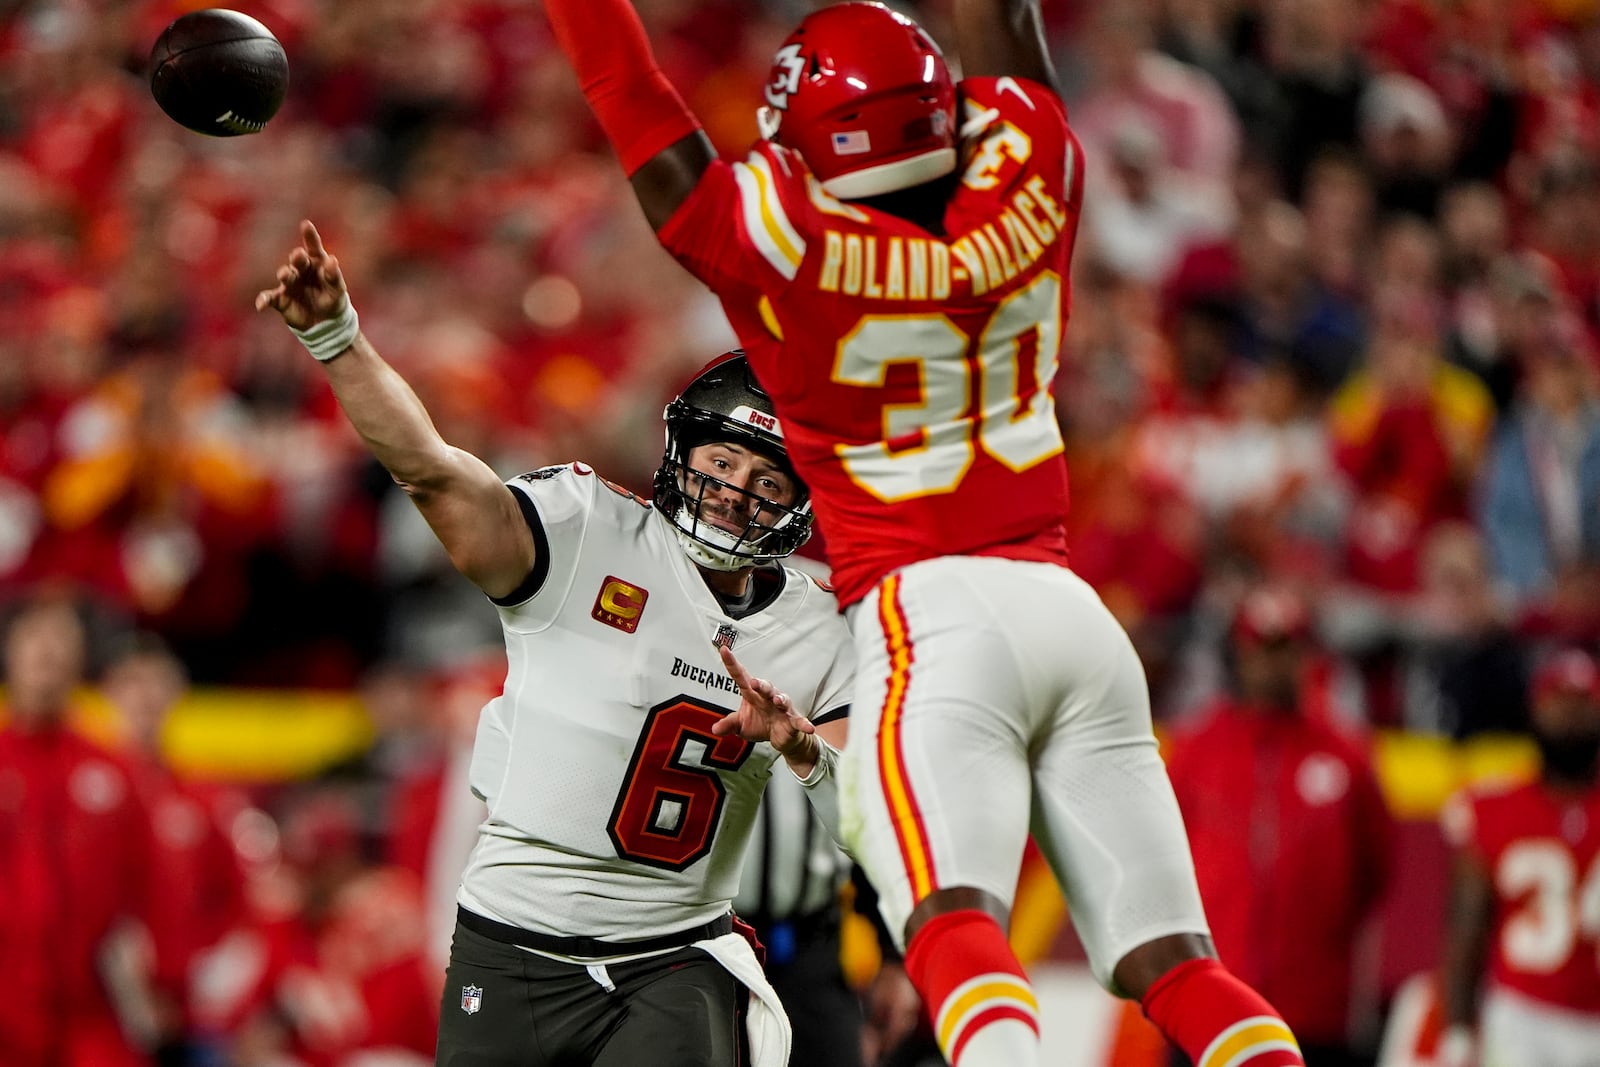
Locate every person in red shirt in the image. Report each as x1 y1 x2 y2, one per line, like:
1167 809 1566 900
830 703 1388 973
1438 647 1600 1067
0 598 155 1067
101 633 246 1064
1167 588 1395 1067
542 1 1306 1065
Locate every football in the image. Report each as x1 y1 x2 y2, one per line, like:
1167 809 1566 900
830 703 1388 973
149 9 288 137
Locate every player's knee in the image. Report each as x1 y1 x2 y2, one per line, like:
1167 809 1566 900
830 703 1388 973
1110 932 1218 1001
904 886 1010 945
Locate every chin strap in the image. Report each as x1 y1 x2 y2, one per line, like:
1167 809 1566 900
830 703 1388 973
668 518 753 572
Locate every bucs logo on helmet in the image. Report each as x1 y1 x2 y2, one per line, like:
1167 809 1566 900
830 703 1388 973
653 351 814 572
756 2 958 201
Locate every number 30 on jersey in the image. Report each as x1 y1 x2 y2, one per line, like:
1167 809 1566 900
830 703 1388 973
832 270 1064 503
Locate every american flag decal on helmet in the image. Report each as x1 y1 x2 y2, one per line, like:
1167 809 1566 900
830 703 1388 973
832 130 871 155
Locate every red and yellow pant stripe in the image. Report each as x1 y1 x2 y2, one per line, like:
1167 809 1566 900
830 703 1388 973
876 574 939 901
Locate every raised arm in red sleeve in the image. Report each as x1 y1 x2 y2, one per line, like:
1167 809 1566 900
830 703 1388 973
542 0 716 229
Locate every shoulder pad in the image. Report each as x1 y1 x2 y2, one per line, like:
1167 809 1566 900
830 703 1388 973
517 461 595 484
600 476 650 508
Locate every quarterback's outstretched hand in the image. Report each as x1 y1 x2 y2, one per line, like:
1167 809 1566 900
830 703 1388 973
712 644 818 769
254 220 349 331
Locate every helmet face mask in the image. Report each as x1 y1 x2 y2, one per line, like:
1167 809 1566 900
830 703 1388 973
757 1 958 200
653 353 814 571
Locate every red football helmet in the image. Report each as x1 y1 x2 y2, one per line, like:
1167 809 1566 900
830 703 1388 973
1533 648 1600 705
757 2 957 200
1230 587 1313 648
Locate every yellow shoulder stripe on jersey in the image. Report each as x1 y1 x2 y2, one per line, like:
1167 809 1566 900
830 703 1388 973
732 152 805 280
1198 1017 1300 1067
757 296 784 340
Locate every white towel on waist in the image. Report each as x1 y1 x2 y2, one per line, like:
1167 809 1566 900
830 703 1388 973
692 932 791 1067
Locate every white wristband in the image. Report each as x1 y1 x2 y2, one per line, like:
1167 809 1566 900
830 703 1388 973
289 295 359 362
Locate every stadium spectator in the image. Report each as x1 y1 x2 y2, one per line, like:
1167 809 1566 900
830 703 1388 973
102 632 248 1066
1082 113 1235 286
1437 183 1516 408
1359 72 1453 220
0 597 156 1067
1331 280 1495 593
1071 0 1242 198
37 341 276 666
1257 0 1374 198
1167 586 1396 1066
1400 522 1532 738
1299 151 1375 301
1478 285 1600 621
1232 200 1365 394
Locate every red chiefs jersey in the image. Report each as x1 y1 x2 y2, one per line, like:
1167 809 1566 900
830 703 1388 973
1442 779 1600 1013
0 723 154 1067
662 76 1084 606
127 757 247 1015
1166 704 1395 1042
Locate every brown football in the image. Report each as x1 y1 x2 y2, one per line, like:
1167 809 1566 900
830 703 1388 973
149 9 288 137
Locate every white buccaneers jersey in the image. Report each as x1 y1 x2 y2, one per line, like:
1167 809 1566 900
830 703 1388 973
456 461 854 943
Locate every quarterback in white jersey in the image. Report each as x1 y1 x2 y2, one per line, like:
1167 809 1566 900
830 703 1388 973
256 222 852 1067
462 455 854 941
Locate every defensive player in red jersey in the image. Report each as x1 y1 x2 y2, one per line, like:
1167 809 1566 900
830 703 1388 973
542 2 1305 1065
1438 648 1600 1067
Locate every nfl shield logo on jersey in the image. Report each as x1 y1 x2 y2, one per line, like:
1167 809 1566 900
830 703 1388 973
461 984 483 1015
713 623 739 650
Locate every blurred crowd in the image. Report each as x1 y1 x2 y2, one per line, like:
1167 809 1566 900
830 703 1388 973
0 596 498 1065
5 0 1600 1062
3 0 1600 730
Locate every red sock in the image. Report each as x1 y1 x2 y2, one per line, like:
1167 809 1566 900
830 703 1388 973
1141 958 1304 1067
903 910 1040 1066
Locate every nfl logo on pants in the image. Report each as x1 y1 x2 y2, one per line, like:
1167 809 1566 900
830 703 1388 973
461 984 483 1015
